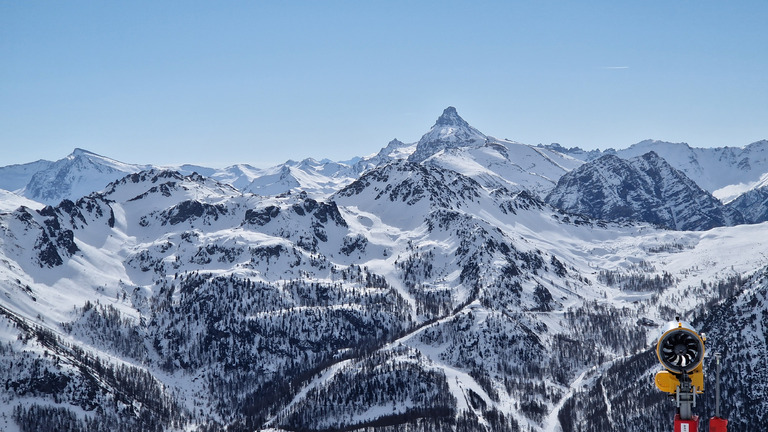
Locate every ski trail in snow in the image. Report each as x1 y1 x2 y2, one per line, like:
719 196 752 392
264 359 352 427
358 256 418 323
263 299 473 427
442 367 490 427
543 366 594 432
384 300 493 426
602 379 614 428
379 266 418 322
543 349 642 432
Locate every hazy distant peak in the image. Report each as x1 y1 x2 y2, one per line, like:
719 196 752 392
67 148 131 167
71 148 97 157
746 139 768 149
632 139 690 147
434 106 469 128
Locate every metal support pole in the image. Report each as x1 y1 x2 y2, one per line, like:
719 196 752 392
715 353 721 418
675 374 699 432
709 352 728 432
677 373 695 420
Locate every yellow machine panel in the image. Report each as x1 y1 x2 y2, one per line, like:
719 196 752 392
654 365 704 394
655 370 679 394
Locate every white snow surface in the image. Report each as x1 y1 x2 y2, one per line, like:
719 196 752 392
0 189 43 212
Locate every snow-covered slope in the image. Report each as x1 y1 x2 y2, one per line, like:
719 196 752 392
425 138 583 198
177 162 264 191
354 138 417 172
242 158 358 198
0 159 55 193
726 179 768 224
0 189 44 212
545 139 768 204
549 139 768 202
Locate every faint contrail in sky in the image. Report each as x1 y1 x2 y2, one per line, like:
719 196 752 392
602 66 630 69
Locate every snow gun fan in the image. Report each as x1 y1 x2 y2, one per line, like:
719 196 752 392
657 325 705 374
653 319 708 432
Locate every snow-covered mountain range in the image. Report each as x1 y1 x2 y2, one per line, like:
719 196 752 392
7 109 768 209
547 138 768 202
546 152 744 231
0 108 767 432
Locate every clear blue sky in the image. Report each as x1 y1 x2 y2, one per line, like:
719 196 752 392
2 1 767 168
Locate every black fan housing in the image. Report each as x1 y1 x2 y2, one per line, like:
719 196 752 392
656 326 705 374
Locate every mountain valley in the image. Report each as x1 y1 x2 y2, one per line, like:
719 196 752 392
0 108 766 432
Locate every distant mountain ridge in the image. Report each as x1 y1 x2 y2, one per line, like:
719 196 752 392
0 148 150 205
546 152 744 230
4 109 768 214
545 139 768 202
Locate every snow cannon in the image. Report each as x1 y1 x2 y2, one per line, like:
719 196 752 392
654 318 706 430
656 320 705 375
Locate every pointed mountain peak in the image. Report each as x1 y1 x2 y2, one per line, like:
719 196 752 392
408 107 487 163
382 138 407 153
66 148 125 166
69 148 99 158
434 106 469 128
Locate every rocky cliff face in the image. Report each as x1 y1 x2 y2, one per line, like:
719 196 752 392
726 184 768 224
546 151 743 230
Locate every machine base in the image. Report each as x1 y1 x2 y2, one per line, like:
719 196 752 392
709 417 728 432
674 414 699 432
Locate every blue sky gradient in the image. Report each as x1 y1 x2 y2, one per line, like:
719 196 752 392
2 1 767 167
